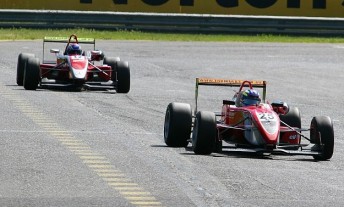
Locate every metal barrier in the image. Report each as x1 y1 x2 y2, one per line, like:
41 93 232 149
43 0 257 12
0 9 343 36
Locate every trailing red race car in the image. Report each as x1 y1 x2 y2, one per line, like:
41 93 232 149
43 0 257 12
16 34 130 92
164 78 334 160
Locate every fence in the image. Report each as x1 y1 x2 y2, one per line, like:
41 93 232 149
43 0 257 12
0 10 343 36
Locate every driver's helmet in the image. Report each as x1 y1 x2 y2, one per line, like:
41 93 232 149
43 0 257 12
66 44 82 55
240 89 261 106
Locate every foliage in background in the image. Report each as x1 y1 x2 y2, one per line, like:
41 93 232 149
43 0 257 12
1 28 344 43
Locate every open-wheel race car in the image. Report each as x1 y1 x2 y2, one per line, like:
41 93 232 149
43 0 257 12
16 34 130 92
164 78 334 160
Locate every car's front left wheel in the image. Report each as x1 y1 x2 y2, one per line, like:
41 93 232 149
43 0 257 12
164 102 192 147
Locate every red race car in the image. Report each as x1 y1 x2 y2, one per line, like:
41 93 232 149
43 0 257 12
16 34 130 92
164 78 334 160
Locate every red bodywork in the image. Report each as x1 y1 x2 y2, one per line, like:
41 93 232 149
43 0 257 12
212 80 300 149
220 103 300 148
40 59 112 82
40 34 113 85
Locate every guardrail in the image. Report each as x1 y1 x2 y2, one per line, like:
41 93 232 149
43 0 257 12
0 10 343 36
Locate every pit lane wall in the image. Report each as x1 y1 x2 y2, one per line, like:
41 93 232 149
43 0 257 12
1 0 343 18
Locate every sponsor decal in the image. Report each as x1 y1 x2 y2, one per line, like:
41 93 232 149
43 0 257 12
1 0 342 17
81 0 330 9
289 134 298 140
198 78 265 86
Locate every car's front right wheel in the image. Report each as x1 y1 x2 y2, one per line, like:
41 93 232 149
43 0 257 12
23 57 40 90
192 111 217 155
17 53 35 86
116 61 130 93
310 116 334 160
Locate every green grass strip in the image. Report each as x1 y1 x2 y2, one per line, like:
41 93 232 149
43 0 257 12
1 28 343 43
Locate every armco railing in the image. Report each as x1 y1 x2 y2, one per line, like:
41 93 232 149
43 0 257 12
0 10 343 36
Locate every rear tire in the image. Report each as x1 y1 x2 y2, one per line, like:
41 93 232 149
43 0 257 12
213 130 222 153
104 57 120 81
280 107 301 128
23 57 40 90
310 116 334 160
17 53 35 86
279 107 301 150
116 61 130 93
192 111 217 155
164 103 192 147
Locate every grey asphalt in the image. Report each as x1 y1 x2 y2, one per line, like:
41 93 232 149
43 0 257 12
0 40 343 207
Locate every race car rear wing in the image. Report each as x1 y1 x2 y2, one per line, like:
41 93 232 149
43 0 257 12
43 37 95 44
195 78 267 113
42 36 95 63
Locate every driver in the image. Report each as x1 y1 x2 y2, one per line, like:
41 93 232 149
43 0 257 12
235 89 261 107
65 44 82 55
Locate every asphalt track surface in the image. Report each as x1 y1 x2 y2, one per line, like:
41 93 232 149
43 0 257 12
0 40 343 207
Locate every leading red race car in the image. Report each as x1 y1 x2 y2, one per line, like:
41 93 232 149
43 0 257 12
164 78 334 160
16 34 130 92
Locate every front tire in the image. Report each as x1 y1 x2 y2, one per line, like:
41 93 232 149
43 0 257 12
17 53 35 86
164 102 192 147
23 57 40 90
310 116 334 160
116 61 130 93
192 111 217 155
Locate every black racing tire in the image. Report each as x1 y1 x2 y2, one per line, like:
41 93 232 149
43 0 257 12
23 57 40 90
280 107 301 128
310 116 334 160
192 111 217 155
104 57 120 81
164 102 192 147
17 53 35 86
279 107 301 150
116 61 130 93
213 130 222 153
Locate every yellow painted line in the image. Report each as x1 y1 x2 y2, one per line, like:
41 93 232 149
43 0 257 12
79 155 107 160
130 201 162 205
41 123 59 126
107 182 139 187
19 109 41 113
42 127 61 131
83 164 112 169
121 192 151 196
73 151 99 156
83 160 110 164
56 138 78 142
96 172 126 177
125 196 157 201
0 88 164 207
36 122 59 126
60 141 86 146
92 168 121 173
103 177 131 182
66 146 91 149
51 134 73 137
49 130 71 134
16 106 34 109
114 187 144 191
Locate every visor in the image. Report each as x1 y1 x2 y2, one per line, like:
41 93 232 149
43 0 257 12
242 98 260 106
